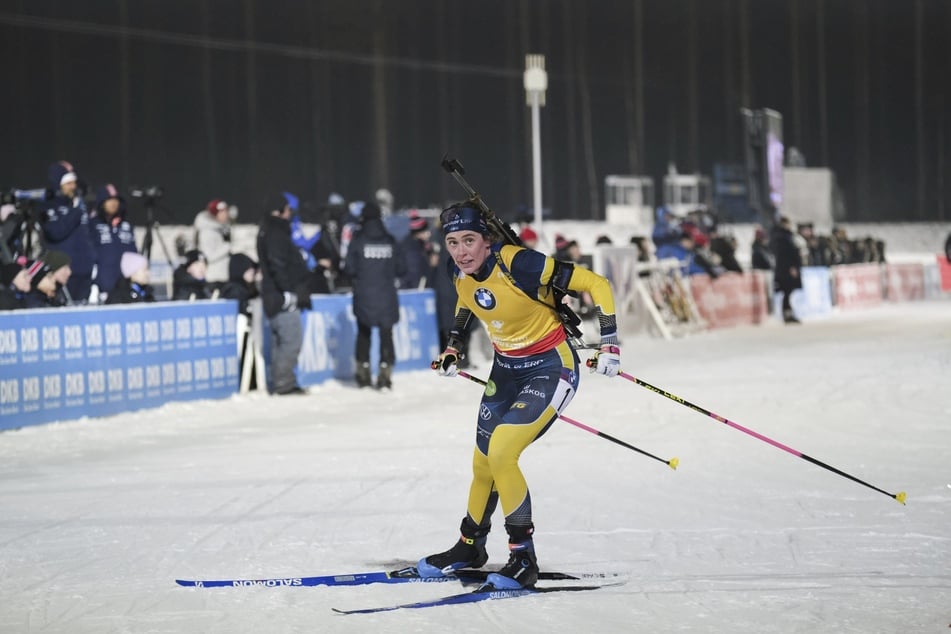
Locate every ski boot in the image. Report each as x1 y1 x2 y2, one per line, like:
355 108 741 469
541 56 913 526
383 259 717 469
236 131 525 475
417 517 489 578
376 362 392 390
355 362 372 388
486 523 538 589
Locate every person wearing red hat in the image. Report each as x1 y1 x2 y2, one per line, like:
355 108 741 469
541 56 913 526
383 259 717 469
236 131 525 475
518 226 538 250
751 225 774 271
194 199 233 284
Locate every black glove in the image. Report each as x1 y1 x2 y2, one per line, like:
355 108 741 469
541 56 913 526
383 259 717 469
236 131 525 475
296 284 312 310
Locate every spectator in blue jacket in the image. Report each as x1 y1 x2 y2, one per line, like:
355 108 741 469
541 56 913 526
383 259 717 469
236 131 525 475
651 206 682 261
90 183 137 301
41 161 96 303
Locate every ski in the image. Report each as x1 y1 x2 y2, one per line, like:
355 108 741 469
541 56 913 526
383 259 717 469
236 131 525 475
175 566 621 589
333 582 621 614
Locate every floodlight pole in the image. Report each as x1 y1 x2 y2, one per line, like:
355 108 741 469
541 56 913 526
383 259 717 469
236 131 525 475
524 54 547 236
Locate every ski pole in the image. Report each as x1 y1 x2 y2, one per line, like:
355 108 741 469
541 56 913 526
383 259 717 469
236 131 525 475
449 368 678 470
588 361 905 504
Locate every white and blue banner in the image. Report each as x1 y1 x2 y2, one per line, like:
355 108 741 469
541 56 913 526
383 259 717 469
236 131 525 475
260 290 440 388
0 301 239 431
774 266 833 321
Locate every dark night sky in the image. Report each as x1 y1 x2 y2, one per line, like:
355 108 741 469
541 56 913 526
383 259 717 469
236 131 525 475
0 1 948 225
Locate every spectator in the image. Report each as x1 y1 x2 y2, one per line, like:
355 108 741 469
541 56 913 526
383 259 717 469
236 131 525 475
105 252 155 304
289 193 339 295
22 251 72 309
629 235 653 264
172 249 211 300
345 201 405 390
595 235 613 245
218 253 260 316
552 234 571 260
90 183 137 301
679 224 720 278
830 226 853 265
0 261 29 310
257 194 312 396
750 225 775 271
194 199 233 284
41 161 95 303
651 206 682 260
334 200 364 290
399 211 435 290
709 229 743 273
519 226 539 250
770 216 802 324
945 231 951 264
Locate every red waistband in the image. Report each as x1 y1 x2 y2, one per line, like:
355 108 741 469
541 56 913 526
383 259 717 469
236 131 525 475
496 328 566 357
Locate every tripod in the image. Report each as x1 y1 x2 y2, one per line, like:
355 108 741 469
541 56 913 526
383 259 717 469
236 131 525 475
135 195 177 300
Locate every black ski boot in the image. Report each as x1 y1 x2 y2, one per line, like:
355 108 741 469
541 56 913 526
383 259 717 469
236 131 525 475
355 362 372 388
376 362 392 390
486 523 538 589
417 517 490 578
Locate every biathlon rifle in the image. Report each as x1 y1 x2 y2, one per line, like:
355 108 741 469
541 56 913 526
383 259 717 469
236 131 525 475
440 155 587 348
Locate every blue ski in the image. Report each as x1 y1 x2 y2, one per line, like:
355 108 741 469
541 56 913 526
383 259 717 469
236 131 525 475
332 582 620 614
175 567 618 588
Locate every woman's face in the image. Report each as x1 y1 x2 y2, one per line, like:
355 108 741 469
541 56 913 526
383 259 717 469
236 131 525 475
445 230 491 276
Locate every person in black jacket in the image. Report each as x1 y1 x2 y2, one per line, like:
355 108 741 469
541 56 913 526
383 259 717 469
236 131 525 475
172 250 211 300
218 253 260 316
0 262 29 310
105 252 155 304
750 225 775 271
90 183 137 301
345 201 405 389
398 211 435 290
770 216 803 324
257 194 312 395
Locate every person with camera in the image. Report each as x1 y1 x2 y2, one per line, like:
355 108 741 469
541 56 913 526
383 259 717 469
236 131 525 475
89 183 137 302
41 161 95 303
194 199 233 285
257 193 312 396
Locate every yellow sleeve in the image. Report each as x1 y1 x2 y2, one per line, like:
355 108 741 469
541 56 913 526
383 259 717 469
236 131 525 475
566 265 616 316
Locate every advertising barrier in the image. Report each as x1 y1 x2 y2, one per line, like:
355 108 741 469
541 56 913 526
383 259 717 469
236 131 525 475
937 254 951 292
884 263 925 302
258 290 440 389
0 301 239 431
690 272 770 329
774 266 834 321
832 263 883 310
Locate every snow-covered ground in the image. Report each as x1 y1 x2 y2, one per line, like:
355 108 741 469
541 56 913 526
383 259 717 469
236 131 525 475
1 299 949 633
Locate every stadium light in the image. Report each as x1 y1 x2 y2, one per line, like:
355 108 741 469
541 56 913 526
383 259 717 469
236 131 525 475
524 54 547 236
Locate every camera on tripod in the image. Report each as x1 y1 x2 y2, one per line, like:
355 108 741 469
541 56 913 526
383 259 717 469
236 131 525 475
0 187 50 264
129 185 164 200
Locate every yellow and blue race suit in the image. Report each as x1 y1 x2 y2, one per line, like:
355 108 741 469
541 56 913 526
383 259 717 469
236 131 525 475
449 243 617 529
